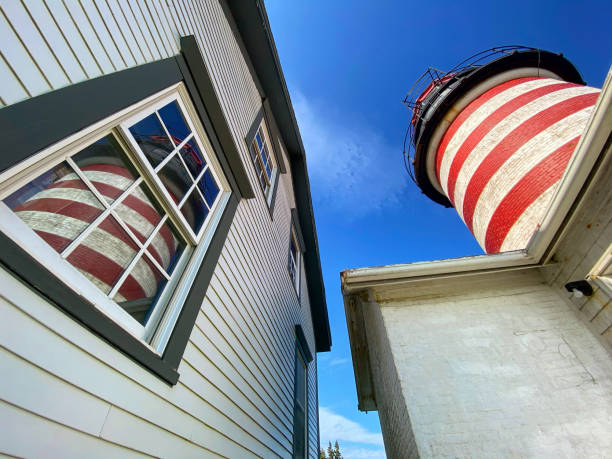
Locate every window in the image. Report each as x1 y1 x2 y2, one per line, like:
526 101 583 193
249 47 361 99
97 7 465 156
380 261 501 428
0 83 230 352
292 346 308 459
292 325 312 459
248 119 278 203
288 225 301 293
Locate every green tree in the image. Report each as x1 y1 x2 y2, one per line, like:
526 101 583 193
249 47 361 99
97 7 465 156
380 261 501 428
334 440 343 459
322 440 343 459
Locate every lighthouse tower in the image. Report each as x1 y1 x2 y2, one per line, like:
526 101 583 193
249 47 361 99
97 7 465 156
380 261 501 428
406 47 601 253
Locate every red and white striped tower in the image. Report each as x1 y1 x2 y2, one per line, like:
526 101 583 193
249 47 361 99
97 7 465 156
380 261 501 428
408 48 601 253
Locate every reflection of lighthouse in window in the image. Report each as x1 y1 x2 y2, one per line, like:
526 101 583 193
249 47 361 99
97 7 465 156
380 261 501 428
4 100 221 324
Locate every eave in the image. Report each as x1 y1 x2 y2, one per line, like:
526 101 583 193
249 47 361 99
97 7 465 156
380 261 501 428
223 0 331 352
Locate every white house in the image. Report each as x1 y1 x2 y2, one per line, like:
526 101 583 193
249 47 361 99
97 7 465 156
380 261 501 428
0 1 331 458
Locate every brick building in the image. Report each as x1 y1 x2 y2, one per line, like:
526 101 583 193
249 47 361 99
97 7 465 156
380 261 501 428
341 49 612 458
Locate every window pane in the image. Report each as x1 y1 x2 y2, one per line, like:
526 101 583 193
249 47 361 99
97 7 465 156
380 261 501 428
265 161 272 179
159 156 192 203
158 101 191 146
180 189 208 233
249 142 258 161
255 132 262 149
4 162 105 253
129 113 174 168
66 215 140 295
198 169 220 208
114 182 164 243
290 235 298 260
72 135 138 204
111 251 165 314
146 218 185 276
180 139 207 179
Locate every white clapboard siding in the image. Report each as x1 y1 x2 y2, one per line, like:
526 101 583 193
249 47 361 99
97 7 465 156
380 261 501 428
0 401 149 459
0 0 321 457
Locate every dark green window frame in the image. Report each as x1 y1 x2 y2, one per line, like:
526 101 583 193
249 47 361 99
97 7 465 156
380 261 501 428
0 36 252 385
293 324 313 458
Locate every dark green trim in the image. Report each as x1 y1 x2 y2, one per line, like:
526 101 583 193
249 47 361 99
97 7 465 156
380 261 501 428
0 58 182 174
262 99 287 174
292 328 310 459
225 0 331 351
295 325 313 363
245 105 281 217
0 194 238 385
267 170 280 218
218 0 265 98
292 157 331 352
0 51 243 384
175 55 242 199
246 106 265 146
0 231 179 385
180 35 254 200
163 193 239 367
291 208 306 253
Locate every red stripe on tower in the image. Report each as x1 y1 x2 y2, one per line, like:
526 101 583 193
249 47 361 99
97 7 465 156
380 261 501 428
411 52 601 253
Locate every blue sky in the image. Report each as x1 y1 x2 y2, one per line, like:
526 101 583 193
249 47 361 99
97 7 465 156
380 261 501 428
266 1 612 457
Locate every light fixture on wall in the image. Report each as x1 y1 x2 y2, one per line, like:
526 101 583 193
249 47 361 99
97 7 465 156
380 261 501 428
564 280 594 298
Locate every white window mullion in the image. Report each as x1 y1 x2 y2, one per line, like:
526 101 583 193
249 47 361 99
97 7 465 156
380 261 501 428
107 250 146 299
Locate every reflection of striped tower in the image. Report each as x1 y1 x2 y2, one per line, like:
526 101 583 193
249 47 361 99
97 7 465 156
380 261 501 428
409 49 601 253
14 164 176 302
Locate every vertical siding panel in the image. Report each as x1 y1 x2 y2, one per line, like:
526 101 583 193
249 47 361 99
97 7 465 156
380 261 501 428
104 0 145 65
0 6 50 96
0 401 148 459
150 0 180 54
93 0 138 66
200 284 294 421
1 0 70 88
116 0 155 62
62 0 115 73
21 0 87 83
137 0 172 57
191 319 294 440
155 0 182 48
226 214 296 374
195 305 294 431
125 0 162 60
0 53 29 105
44 0 102 78
77 0 127 70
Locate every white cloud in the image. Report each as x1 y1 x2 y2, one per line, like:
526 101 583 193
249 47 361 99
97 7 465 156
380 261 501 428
328 357 349 367
292 91 409 218
339 446 387 459
319 407 384 447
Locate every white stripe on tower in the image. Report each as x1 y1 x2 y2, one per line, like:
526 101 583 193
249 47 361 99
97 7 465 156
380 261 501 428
471 106 594 245
449 85 597 216
437 77 557 188
433 77 600 253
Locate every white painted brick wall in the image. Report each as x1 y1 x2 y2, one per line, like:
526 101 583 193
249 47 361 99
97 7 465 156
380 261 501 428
361 297 419 459
377 273 612 458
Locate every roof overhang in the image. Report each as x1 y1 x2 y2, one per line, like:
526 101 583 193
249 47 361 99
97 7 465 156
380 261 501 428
342 65 612 409
223 1 331 351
